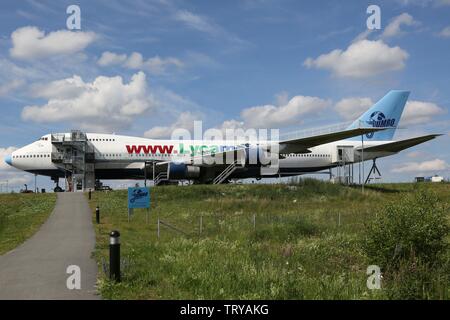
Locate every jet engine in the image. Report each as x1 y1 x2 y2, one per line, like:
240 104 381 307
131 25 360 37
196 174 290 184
168 163 201 179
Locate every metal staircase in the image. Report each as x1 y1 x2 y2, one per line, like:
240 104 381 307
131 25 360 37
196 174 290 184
154 172 169 186
51 130 95 191
213 160 239 184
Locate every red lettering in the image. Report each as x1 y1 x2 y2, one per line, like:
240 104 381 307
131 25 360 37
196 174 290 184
126 145 141 153
158 145 174 154
126 145 174 154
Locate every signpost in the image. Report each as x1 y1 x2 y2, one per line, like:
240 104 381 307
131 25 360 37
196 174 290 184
127 187 150 223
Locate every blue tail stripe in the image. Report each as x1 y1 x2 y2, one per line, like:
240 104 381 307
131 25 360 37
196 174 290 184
347 90 410 141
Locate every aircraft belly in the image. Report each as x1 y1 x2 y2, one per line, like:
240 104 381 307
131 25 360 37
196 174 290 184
279 157 330 168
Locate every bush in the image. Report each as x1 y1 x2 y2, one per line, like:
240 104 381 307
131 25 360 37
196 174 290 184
363 190 449 299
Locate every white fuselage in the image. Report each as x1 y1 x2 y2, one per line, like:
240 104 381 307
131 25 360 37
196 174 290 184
8 133 396 180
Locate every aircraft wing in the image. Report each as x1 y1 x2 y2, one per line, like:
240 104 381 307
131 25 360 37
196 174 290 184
355 134 443 153
154 127 389 168
157 147 247 167
280 127 389 153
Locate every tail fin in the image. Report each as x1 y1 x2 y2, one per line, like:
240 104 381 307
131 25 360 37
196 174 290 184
347 90 410 141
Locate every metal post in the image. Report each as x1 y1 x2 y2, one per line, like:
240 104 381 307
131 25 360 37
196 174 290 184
96 206 100 224
153 161 156 184
361 134 364 193
157 218 160 239
109 230 121 282
359 158 361 185
89 189 92 200
144 161 147 187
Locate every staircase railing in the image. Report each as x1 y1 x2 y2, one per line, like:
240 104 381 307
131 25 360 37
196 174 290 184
154 172 168 186
213 160 239 184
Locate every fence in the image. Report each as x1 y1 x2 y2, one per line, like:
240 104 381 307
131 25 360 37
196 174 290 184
154 211 346 240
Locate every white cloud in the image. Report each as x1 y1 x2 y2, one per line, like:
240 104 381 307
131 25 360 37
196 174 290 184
0 146 17 170
335 97 374 120
240 95 331 128
10 26 96 60
219 119 245 131
139 56 183 74
98 51 183 75
352 29 374 43
0 79 25 96
400 100 446 125
173 10 247 48
144 111 201 138
22 72 155 131
124 52 144 69
174 10 218 35
0 146 32 188
392 158 448 172
381 13 419 39
0 58 43 96
29 76 87 100
438 26 450 38
97 51 127 66
304 40 409 78
407 150 427 158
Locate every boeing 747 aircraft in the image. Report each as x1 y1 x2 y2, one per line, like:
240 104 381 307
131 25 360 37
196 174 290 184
4 90 442 190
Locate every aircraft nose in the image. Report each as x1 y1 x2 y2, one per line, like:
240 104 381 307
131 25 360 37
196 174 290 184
4 154 12 166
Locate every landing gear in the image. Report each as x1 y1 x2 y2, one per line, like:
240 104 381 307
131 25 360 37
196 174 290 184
52 176 64 192
365 158 382 184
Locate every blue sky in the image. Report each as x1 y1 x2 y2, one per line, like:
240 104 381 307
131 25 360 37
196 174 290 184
0 0 449 190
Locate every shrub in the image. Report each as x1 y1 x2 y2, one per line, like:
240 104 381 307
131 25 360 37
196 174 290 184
363 190 449 299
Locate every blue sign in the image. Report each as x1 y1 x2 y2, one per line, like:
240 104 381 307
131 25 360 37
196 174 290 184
128 187 150 209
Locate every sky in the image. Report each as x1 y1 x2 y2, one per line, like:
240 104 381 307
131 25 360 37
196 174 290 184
0 0 449 191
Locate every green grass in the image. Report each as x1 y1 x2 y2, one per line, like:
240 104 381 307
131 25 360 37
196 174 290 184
88 181 450 300
0 192 56 254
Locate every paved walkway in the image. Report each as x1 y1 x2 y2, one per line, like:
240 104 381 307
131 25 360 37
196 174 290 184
0 193 99 299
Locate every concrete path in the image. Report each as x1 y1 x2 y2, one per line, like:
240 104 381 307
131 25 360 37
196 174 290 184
0 193 99 299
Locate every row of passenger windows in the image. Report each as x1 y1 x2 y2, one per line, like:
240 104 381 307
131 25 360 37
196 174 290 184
99 153 170 157
37 137 115 142
283 154 331 158
88 138 116 142
12 153 170 159
13 154 51 159
13 153 328 159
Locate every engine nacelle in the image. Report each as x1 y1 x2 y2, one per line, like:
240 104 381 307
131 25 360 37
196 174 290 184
168 163 201 179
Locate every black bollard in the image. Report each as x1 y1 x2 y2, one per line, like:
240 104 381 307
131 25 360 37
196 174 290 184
109 230 121 282
96 206 100 224
89 189 92 200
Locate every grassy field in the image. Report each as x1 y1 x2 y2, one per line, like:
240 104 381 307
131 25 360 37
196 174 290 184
0 192 56 254
88 181 449 300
